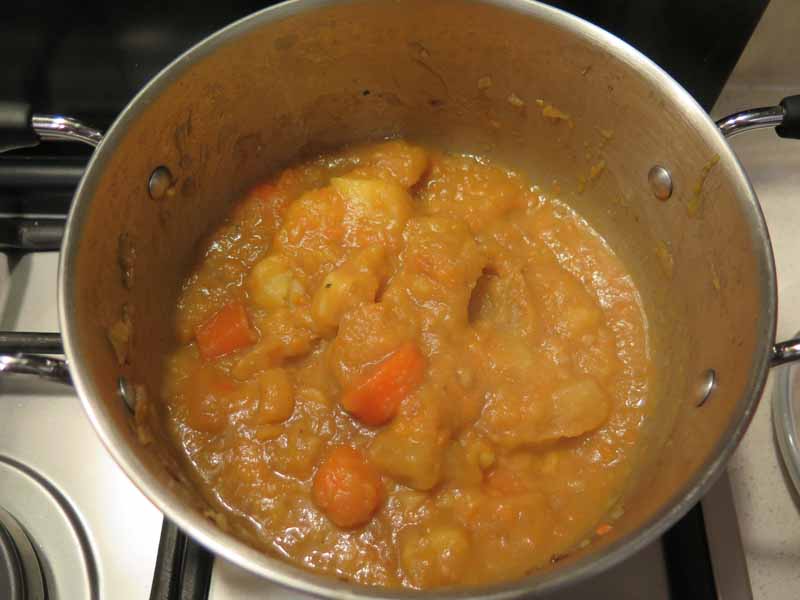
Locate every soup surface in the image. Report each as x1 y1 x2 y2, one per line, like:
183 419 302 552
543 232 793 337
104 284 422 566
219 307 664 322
162 140 650 588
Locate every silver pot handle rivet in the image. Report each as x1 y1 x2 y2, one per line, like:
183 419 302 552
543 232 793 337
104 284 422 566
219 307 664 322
696 369 716 406
648 165 673 201
148 166 174 201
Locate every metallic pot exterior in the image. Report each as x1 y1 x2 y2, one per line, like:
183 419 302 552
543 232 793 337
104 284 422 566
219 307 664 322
57 0 776 596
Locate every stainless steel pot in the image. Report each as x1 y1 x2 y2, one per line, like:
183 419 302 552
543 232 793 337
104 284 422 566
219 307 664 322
2 0 800 596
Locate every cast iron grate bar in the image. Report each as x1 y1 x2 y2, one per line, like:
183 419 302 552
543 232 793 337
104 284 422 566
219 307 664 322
149 519 214 600
663 503 719 600
0 157 86 188
0 218 64 251
0 332 63 354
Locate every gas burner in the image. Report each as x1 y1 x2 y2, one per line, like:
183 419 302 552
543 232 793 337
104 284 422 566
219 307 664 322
0 457 96 599
0 506 45 600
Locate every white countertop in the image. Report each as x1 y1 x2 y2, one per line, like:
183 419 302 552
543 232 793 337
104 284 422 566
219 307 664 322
712 0 800 597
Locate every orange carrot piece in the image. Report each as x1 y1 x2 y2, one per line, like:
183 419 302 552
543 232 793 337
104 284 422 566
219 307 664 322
195 301 256 360
341 342 425 426
312 446 383 528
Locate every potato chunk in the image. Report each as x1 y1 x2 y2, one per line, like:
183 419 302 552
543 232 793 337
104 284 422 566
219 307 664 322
328 303 412 388
346 140 430 188
331 176 413 251
274 187 347 280
419 154 527 233
232 308 316 380
383 217 485 331
479 377 610 448
311 246 388 335
368 398 448 490
525 259 603 340
548 378 611 439
399 520 471 588
252 368 295 424
248 255 305 310
180 367 236 434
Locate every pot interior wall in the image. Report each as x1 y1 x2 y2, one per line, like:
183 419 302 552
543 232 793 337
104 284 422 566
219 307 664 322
67 0 771 588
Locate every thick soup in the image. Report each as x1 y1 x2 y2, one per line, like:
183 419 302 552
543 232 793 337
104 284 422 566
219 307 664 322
162 140 650 589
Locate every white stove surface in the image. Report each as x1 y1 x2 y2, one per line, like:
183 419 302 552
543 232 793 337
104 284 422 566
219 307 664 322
0 252 163 600
4 1 800 598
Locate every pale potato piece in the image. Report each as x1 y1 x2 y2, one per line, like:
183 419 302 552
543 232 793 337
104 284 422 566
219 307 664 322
331 176 413 250
399 520 471 588
368 401 448 491
253 368 295 424
248 255 305 310
382 216 486 331
232 308 316 380
419 153 527 233
548 378 611 439
346 140 430 188
311 246 388 335
525 259 603 339
479 377 610 448
274 186 347 281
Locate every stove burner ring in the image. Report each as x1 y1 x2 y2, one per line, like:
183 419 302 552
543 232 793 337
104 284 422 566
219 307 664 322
0 456 97 599
0 506 45 600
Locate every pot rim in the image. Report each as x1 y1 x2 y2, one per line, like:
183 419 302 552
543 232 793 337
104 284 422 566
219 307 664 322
58 0 777 597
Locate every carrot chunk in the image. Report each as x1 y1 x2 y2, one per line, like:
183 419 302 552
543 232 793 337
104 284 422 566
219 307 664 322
312 446 383 528
195 301 256 360
341 342 425 426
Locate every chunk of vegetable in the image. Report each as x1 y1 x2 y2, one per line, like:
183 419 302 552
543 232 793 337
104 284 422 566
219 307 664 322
195 301 256 360
330 177 413 250
247 254 305 311
328 303 411 389
418 154 526 233
270 422 324 479
182 368 236 433
341 342 425 426
548 378 610 439
381 216 486 332
479 377 610 448
253 368 294 424
368 401 447 490
347 140 430 188
274 187 348 279
399 521 471 588
232 307 317 380
311 246 387 335
312 446 383 528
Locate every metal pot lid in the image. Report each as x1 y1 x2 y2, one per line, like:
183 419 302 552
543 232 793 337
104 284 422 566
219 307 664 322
773 334 800 496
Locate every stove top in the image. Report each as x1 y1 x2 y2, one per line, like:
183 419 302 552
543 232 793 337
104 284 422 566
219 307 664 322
0 0 782 598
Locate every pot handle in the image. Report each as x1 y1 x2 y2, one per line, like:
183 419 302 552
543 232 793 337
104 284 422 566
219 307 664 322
0 332 70 384
716 94 800 139
0 101 103 152
717 95 800 366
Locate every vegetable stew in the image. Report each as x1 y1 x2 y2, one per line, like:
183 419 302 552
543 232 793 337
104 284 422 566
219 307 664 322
162 140 650 588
